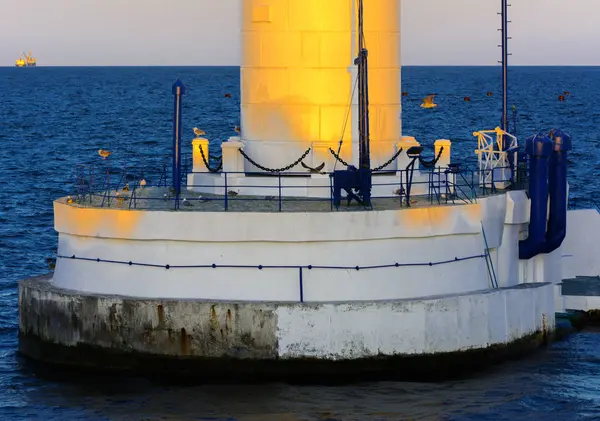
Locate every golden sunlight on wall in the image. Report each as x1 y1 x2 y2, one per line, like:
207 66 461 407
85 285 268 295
240 0 401 171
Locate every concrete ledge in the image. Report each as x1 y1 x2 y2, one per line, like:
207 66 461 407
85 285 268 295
19 274 557 383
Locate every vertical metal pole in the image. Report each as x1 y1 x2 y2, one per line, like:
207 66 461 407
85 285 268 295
278 172 282 212
107 157 111 207
501 0 508 132
357 0 371 171
299 267 304 303
172 79 186 210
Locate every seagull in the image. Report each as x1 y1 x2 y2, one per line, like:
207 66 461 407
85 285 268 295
420 94 438 109
301 162 326 174
182 198 193 207
163 193 168 201
228 190 238 196
140 179 147 188
122 184 130 192
98 149 111 159
193 128 206 137
46 257 56 271
234 126 241 134
115 191 124 206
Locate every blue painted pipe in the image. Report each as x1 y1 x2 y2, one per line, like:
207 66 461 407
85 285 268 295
541 129 572 254
519 134 553 260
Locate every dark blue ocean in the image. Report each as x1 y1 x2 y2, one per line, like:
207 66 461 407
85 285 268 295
1 66 600 420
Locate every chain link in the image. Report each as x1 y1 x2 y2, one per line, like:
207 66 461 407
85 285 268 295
418 146 444 168
372 148 404 172
330 147 405 172
198 145 223 173
328 148 349 167
239 148 311 173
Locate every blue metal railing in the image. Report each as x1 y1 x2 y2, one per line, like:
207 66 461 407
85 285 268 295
70 157 519 212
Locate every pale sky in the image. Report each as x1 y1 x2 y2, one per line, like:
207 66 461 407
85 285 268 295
0 0 597 66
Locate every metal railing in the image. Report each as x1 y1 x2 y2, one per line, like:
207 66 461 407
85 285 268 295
70 157 520 212
57 252 488 303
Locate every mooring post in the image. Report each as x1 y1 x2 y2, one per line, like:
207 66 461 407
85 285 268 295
172 79 186 210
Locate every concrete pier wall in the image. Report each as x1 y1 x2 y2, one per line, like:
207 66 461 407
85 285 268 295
562 209 600 279
19 275 554 380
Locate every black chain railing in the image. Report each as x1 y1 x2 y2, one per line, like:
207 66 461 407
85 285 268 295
373 148 404 172
239 148 311 173
329 147 405 172
419 147 444 168
199 145 223 173
328 148 350 167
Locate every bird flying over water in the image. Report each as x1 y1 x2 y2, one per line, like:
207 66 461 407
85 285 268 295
420 94 438 109
193 127 206 137
98 149 111 159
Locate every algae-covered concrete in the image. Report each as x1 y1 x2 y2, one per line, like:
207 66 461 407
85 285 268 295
19 274 559 383
19 274 279 361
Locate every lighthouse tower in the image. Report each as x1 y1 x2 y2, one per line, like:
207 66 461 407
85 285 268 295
18 0 562 383
240 0 401 171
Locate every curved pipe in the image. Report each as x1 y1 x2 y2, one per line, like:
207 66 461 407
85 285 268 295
519 134 553 260
541 129 572 254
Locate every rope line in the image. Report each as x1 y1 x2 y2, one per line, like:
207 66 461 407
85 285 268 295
57 253 485 271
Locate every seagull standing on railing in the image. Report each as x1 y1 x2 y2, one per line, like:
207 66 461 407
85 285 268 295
193 128 206 137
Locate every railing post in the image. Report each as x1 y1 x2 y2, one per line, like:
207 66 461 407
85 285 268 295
224 172 228 211
278 172 282 212
299 267 304 303
171 80 186 210
329 175 333 211
221 137 244 175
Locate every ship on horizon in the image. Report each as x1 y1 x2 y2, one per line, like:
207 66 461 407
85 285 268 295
15 51 36 67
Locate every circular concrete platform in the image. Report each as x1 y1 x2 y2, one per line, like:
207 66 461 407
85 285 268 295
19 274 561 383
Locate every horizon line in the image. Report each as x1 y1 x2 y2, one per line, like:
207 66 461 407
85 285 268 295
2 64 600 68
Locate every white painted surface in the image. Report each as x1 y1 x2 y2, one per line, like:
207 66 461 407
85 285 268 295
561 209 600 279
53 200 483 242
54 225 489 301
563 295 600 312
275 283 554 359
51 195 519 300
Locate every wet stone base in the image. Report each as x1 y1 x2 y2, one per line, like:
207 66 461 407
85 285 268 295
19 274 565 384
19 329 564 385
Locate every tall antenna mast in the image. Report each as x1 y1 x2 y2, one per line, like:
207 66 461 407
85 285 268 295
499 0 511 132
357 0 371 170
